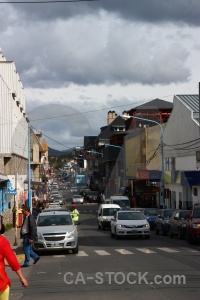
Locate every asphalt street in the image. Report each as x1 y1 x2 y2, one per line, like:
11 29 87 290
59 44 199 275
7 202 200 300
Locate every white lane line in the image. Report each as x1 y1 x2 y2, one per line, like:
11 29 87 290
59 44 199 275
157 247 180 253
179 247 199 253
95 250 111 256
136 248 156 254
76 251 89 256
115 249 134 255
53 255 65 257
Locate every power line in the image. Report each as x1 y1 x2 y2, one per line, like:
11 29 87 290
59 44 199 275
0 0 98 3
31 125 75 150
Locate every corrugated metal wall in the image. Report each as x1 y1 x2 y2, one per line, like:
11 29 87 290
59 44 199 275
0 59 28 158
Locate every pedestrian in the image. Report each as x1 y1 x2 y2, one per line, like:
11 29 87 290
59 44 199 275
32 205 40 220
20 206 40 267
0 216 28 299
97 193 102 205
70 204 80 224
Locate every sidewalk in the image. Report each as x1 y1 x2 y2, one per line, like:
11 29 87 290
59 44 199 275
3 228 30 300
4 227 25 266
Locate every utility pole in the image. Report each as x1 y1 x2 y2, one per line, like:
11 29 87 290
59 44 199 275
13 158 18 246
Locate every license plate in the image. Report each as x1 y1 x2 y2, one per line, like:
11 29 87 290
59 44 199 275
51 244 60 247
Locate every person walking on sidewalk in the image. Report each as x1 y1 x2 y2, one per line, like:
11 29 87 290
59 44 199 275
20 206 40 267
0 216 28 300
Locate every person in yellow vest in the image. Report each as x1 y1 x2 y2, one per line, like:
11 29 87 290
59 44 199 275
70 204 80 224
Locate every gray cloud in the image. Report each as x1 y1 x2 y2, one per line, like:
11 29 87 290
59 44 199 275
0 14 191 89
5 0 200 26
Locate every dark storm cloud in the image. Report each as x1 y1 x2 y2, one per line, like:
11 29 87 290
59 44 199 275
6 0 200 26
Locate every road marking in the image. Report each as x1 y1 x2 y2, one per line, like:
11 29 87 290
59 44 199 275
157 247 179 253
115 249 134 255
179 247 199 253
76 251 88 256
136 248 156 254
95 250 111 256
53 255 65 257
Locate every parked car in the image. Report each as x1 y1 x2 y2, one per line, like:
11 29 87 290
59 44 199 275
97 204 121 230
72 194 84 204
143 208 159 229
110 210 150 239
169 210 190 239
186 205 200 244
154 209 176 235
33 211 79 254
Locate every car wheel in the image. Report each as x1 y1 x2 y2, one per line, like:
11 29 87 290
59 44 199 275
162 226 167 236
115 229 119 239
155 225 159 235
72 244 79 254
101 223 105 231
169 230 173 238
186 230 194 245
178 228 183 240
145 235 150 239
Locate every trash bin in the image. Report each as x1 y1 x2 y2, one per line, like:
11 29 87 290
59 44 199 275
18 213 23 227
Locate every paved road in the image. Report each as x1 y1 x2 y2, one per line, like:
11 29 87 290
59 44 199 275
10 204 200 300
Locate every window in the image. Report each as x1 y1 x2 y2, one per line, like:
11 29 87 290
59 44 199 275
193 188 198 196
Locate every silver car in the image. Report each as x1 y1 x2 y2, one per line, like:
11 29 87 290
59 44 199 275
110 210 150 239
72 194 84 204
33 211 79 254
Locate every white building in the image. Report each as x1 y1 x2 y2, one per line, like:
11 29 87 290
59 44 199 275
0 50 28 213
164 94 200 209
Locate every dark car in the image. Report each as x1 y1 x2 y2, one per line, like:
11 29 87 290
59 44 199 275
186 205 200 244
169 210 190 239
155 209 176 235
83 190 99 203
143 208 159 230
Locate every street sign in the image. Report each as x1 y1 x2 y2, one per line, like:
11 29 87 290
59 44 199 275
7 181 16 195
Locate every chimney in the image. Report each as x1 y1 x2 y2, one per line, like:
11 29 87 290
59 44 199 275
107 111 117 125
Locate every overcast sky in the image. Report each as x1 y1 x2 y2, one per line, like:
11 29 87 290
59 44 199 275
0 0 199 150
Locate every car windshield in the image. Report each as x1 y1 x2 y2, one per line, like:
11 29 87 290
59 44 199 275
37 215 72 226
163 210 174 218
118 212 145 220
113 200 129 207
144 208 159 216
179 211 190 219
73 195 82 198
103 208 121 216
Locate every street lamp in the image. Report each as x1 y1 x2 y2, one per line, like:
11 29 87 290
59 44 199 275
87 150 103 157
122 115 165 209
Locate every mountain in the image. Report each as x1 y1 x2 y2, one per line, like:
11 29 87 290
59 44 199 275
48 147 74 157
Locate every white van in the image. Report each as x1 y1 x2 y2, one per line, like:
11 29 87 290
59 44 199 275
97 204 121 230
110 195 130 210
